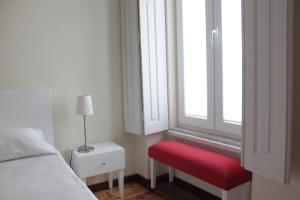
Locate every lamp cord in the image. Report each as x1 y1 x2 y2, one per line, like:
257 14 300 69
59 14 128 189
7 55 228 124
69 146 79 169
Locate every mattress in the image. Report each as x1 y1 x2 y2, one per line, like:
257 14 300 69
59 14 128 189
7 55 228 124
0 152 97 200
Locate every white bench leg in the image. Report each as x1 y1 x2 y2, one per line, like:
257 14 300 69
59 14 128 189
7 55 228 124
150 158 156 189
221 181 251 200
168 166 175 182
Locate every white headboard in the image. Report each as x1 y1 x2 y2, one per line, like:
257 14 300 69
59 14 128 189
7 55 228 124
0 88 54 145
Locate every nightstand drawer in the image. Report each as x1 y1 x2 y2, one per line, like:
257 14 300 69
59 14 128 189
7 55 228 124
72 149 125 178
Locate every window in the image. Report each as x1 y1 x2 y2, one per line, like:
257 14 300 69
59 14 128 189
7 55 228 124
176 0 242 136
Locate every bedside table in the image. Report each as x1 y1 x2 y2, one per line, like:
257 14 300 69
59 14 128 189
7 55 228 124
71 142 125 198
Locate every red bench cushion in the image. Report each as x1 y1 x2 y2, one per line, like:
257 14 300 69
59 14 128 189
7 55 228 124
148 141 252 191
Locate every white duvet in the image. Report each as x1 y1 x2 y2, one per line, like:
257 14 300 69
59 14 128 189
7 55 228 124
0 128 97 200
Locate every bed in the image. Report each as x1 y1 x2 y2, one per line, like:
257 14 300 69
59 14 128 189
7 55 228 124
0 88 97 200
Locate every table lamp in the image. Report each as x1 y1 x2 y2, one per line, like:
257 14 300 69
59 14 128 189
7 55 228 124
76 94 94 153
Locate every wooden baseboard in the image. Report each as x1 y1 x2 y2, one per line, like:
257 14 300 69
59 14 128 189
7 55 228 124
136 173 169 189
88 173 168 192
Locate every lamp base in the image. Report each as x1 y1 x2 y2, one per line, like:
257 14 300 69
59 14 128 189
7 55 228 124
77 145 94 153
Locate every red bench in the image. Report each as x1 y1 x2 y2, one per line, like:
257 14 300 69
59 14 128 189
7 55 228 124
148 141 252 200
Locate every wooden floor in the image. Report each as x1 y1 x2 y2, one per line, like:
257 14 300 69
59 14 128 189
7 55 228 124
94 182 166 200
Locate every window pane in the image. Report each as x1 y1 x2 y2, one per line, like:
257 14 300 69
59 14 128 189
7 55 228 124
221 0 242 123
182 0 208 118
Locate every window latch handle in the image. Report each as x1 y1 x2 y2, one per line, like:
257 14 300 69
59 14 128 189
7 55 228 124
211 28 219 46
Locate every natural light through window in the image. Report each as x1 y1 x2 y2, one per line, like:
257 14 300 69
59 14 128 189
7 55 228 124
177 0 242 135
221 0 242 124
182 0 207 118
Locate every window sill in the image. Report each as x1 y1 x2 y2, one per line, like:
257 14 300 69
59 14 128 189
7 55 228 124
166 128 241 157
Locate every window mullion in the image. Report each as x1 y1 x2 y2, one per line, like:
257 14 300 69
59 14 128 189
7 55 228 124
205 0 215 130
213 0 223 132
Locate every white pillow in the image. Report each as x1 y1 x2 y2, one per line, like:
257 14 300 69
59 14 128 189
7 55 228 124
0 128 57 162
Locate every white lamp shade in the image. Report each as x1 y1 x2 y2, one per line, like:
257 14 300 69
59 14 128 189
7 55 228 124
76 95 94 115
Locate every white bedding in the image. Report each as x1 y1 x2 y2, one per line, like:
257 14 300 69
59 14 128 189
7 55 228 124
0 153 97 200
0 128 97 200
0 128 56 162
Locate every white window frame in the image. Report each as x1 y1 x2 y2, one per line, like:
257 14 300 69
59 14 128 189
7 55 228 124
176 0 242 137
177 0 214 131
213 0 242 135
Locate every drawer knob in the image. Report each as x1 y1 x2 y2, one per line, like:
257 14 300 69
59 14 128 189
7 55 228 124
101 162 106 167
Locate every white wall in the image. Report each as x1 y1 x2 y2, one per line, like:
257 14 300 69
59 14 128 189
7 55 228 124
134 133 166 178
0 0 166 185
0 0 136 182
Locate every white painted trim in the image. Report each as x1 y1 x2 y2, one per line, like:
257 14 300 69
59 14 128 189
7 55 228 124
243 0 293 184
120 0 143 135
120 0 169 135
139 0 169 135
213 0 242 136
178 122 241 141
241 0 246 167
167 129 241 155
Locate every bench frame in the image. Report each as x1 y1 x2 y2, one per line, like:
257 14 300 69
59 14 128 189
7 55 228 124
150 158 251 200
